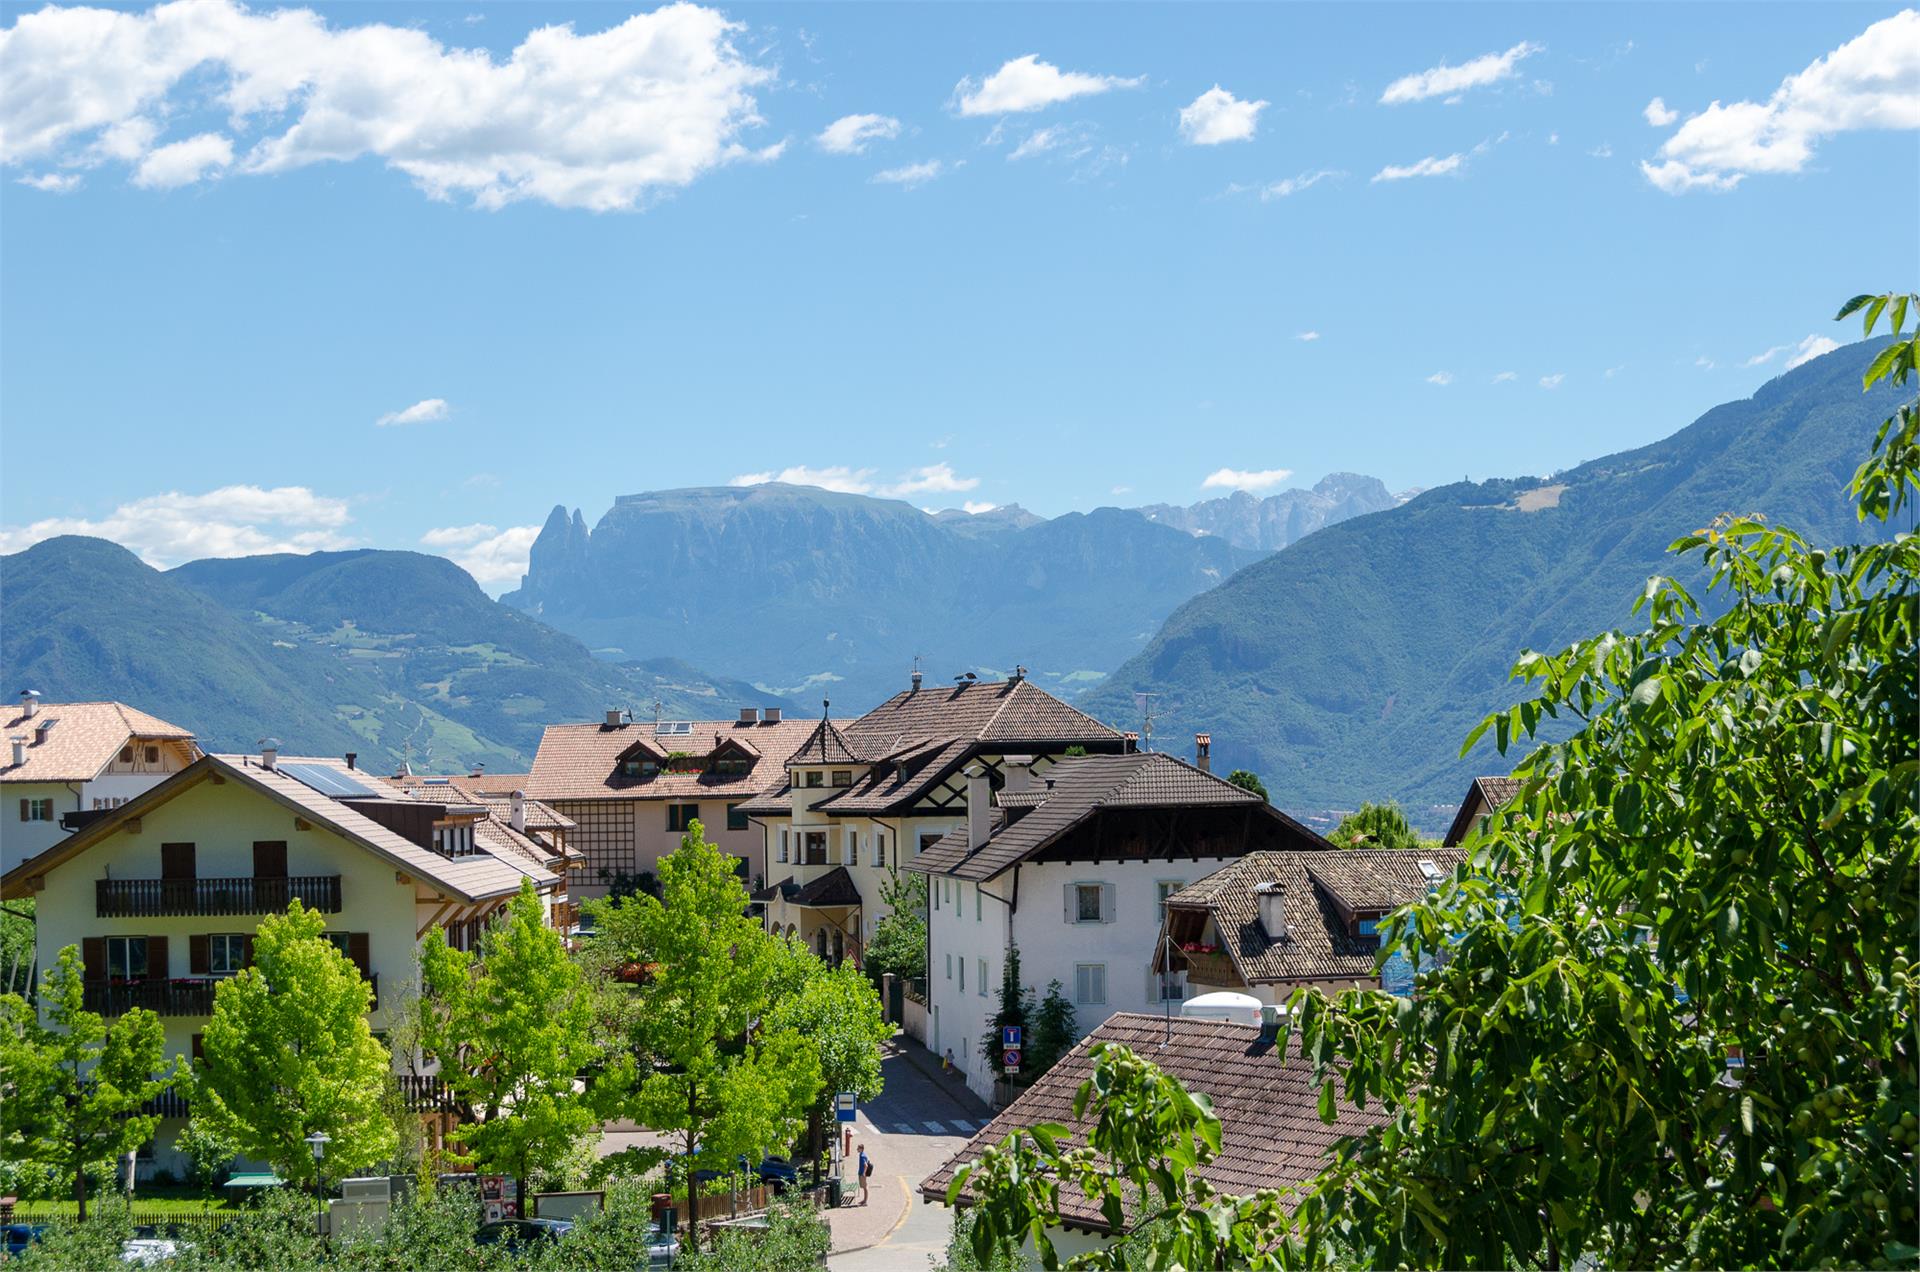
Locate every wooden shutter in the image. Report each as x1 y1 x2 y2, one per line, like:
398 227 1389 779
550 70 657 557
147 936 169 981
347 933 371 978
252 841 287 878
1063 883 1074 923
189 935 210 975
160 843 195 879
241 935 255 967
1101 884 1117 924
82 937 106 979
17 799 27 822
191 1033 204 1062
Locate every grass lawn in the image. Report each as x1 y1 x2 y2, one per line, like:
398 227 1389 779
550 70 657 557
14 1187 236 1216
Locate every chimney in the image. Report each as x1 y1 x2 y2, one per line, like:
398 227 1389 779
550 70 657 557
18 690 39 719
1001 756 1034 795
739 707 759 725
1254 882 1287 942
910 667 923 692
1195 733 1212 774
1011 664 1027 683
764 706 782 724
9 737 23 768
510 790 527 833
470 762 485 778
1123 730 1139 754
344 752 357 771
259 738 280 772
1259 1002 1285 1044
604 708 623 728
965 765 991 850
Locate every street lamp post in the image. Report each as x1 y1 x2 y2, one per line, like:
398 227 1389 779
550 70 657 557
304 1131 331 1241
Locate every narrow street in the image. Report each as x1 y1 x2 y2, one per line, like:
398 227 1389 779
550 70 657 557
825 1037 994 1271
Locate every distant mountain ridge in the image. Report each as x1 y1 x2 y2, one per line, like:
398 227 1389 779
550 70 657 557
1083 339 1904 831
1133 473 1408 551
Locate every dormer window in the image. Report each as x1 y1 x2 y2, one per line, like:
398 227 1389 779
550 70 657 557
433 823 476 858
804 770 824 789
120 746 134 763
831 770 853 788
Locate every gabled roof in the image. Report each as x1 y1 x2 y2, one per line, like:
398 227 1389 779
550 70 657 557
844 678 1120 756
1 702 197 784
1441 775 1523 847
1 754 545 905
786 713 868 767
908 753 1326 882
763 865 864 909
526 716 835 803
383 775 578 835
1159 849 1466 986
920 1013 1389 1229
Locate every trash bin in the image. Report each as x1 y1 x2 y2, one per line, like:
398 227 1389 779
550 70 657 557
827 1178 843 1208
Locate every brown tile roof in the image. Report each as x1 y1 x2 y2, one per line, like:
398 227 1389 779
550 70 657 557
920 1013 1388 1228
383 775 577 833
387 772 532 797
786 715 868 766
1160 849 1465 986
1441 775 1524 846
526 717 835 803
767 865 864 908
844 678 1121 756
1 702 197 784
909 753 1327 882
806 738 976 817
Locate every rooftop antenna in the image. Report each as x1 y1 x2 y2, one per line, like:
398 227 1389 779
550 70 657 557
651 699 663 730
1134 692 1159 752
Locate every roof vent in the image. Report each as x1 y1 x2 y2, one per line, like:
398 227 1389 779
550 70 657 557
34 718 56 741
9 737 24 768
910 667 923 691
739 707 759 725
470 762 485 778
1011 665 1027 683
1254 881 1288 942
763 707 782 724
510 790 527 833
344 752 358 771
258 738 281 772
18 689 39 719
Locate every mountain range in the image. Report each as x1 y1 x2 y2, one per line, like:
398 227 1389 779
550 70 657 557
0 538 792 775
1083 338 1903 830
503 475 1404 704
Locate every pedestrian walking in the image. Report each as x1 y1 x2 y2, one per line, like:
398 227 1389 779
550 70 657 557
856 1144 872 1205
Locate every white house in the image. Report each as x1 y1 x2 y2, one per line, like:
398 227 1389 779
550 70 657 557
907 750 1334 1103
2 693 200 872
738 671 1127 967
0 747 572 1176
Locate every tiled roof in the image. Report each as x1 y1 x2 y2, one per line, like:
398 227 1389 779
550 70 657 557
805 738 975 817
1 702 197 784
387 772 531 797
920 1013 1389 1228
767 866 864 908
384 775 577 833
1441 775 1524 846
1161 849 1465 985
844 679 1120 756
909 753 1322 882
526 717 835 803
786 714 868 766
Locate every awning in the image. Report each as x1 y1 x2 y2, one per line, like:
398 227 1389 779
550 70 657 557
224 1173 285 1189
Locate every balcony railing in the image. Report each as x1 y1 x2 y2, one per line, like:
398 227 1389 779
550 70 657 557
83 973 377 1017
394 1073 454 1113
96 875 342 918
141 1088 193 1119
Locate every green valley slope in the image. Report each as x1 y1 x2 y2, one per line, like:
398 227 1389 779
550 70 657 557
1084 339 1906 830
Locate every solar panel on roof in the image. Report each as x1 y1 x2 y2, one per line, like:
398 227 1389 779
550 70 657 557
276 761 387 800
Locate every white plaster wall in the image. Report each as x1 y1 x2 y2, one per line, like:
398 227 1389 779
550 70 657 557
3 781 80 870
925 874 1012 1102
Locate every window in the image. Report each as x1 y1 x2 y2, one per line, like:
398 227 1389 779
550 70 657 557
119 745 135 763
1156 880 1184 918
144 746 159 764
726 803 749 832
804 770 824 789
844 828 858 866
208 934 246 976
870 832 885 868
433 823 475 857
778 830 790 863
18 798 52 822
1073 963 1107 1006
1070 882 1111 924
666 803 700 833
945 953 952 980
977 959 988 997
802 831 828 866
975 885 982 921
958 958 965 993
831 770 852 788
1356 917 1382 937
107 936 149 981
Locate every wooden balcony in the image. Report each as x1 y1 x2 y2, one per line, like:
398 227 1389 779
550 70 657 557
394 1073 455 1112
95 875 342 918
83 973 377 1017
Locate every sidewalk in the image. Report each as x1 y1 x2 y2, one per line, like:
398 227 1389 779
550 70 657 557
891 1034 995 1119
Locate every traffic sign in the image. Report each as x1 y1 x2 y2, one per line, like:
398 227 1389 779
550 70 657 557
1002 1048 1022 1072
835 1092 857 1123
1001 1025 1023 1048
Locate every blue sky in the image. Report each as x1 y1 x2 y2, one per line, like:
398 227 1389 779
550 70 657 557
1 1 1915 589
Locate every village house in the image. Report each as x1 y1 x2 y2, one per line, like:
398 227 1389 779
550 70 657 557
1155 847 1468 1004
1441 774 1522 846
0 746 568 1177
921 1009 1390 1261
735 670 1127 968
2 692 200 871
908 745 1333 1102
526 706 823 896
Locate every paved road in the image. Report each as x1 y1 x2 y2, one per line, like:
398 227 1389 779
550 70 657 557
826 1037 994 1271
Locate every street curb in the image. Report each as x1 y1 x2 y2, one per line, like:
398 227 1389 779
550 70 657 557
893 1041 992 1119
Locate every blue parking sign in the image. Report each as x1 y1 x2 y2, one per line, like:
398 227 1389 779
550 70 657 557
1001 1025 1022 1048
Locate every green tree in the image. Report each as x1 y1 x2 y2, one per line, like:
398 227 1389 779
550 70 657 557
1327 802 1425 850
1026 980 1078 1078
766 954 890 1169
978 946 1034 1083
1 900 35 998
864 869 928 984
419 878 604 1217
587 820 820 1253
0 946 177 1218
194 901 398 1187
1225 769 1268 802
1279 293 1920 1269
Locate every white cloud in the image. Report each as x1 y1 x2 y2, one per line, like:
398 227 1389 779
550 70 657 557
1178 85 1267 145
1640 10 1920 194
953 54 1143 116
1695 355 1718 370
871 159 945 188
1426 371 1454 386
1110 485 1132 495
1381 41 1543 105
0 0 778 211
1296 330 1321 342
1253 168 1342 200
816 113 901 155
1539 373 1565 389
961 501 997 515
1373 152 1466 182
1604 364 1624 378
0 484 354 567
881 463 979 497
1746 333 1841 370
729 465 876 493
131 132 232 189
1201 466 1294 493
16 171 80 192
1589 142 1613 158
375 397 450 427
423 523 539 589
1008 125 1069 160
1492 370 1518 383
1644 96 1679 127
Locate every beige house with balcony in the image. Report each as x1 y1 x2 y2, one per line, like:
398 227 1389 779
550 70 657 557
0 749 570 1176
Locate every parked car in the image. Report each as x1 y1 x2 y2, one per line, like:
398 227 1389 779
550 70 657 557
644 1222 679 1270
754 1156 800 1193
475 1218 574 1250
2 1224 47 1260
120 1227 184 1266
